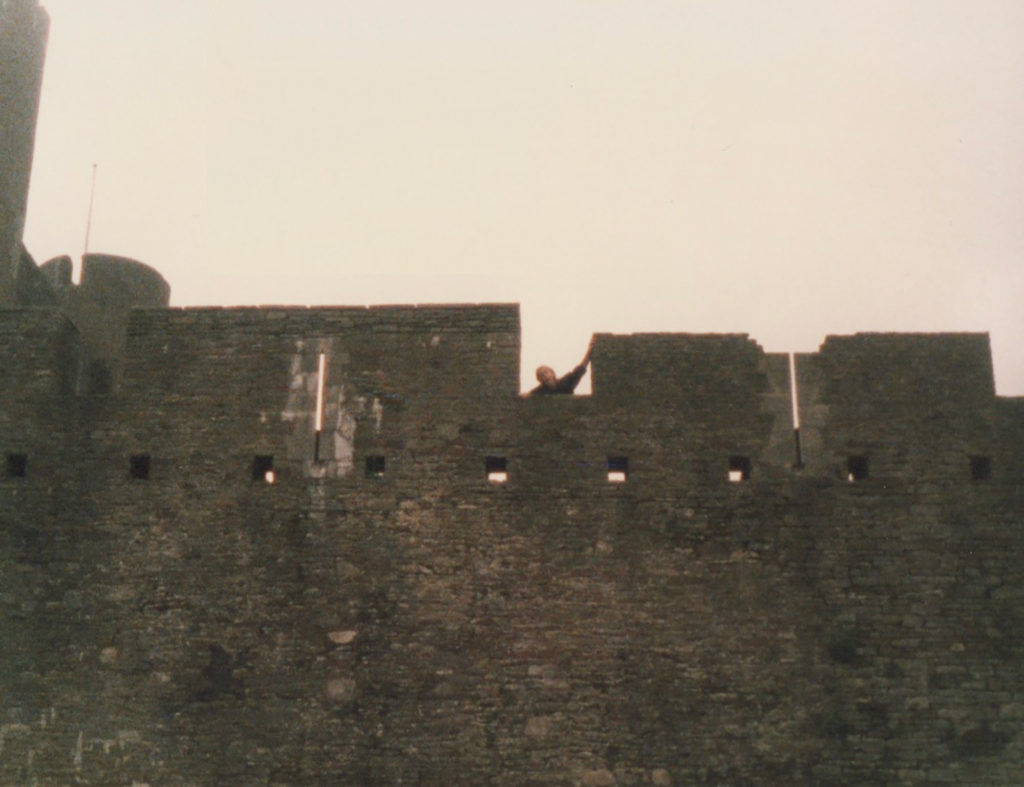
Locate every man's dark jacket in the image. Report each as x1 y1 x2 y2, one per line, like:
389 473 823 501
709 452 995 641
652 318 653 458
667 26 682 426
527 363 587 396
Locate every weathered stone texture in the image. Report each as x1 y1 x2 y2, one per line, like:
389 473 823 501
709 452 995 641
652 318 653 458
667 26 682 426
1 306 1022 785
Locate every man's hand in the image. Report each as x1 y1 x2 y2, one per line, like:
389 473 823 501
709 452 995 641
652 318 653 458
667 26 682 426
581 335 596 366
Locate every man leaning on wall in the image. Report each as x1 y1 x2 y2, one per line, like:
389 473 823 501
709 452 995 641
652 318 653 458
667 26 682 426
523 337 594 397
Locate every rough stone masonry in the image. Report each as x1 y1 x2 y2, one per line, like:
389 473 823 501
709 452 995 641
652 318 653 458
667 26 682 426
2 1 1023 783
2 298 1022 784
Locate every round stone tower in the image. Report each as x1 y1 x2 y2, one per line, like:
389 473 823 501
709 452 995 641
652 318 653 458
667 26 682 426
0 0 49 305
70 253 171 392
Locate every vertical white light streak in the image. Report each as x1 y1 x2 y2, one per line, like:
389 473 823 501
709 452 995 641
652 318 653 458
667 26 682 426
315 351 326 432
788 352 801 430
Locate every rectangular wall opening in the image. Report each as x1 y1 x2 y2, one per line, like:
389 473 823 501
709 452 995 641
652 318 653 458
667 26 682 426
129 454 151 480
485 456 508 484
6 453 27 478
607 456 628 483
365 455 386 478
728 456 751 482
970 455 991 481
847 455 869 482
252 455 275 484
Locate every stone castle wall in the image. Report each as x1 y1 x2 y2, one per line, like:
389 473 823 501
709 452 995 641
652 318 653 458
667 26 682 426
1 303 1022 784
4 2 1021 780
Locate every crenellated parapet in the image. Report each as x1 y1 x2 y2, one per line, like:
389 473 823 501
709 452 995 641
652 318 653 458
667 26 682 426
2 302 1009 492
797 332 999 482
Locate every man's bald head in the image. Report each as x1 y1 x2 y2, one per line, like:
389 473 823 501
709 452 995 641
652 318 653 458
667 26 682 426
535 365 557 388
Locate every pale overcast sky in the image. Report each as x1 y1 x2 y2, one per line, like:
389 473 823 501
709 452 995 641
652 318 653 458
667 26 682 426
22 0 1024 394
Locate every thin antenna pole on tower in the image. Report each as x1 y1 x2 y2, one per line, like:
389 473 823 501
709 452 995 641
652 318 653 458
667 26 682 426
83 163 97 256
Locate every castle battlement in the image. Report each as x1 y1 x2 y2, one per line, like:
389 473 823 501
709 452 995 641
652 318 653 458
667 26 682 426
2 302 1018 493
2 2 1023 782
